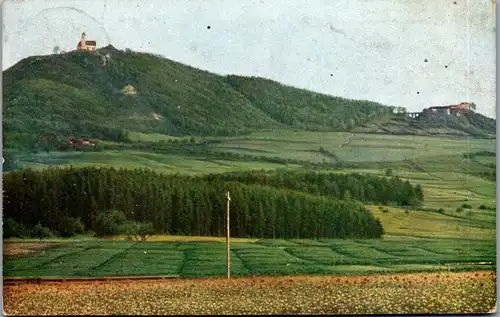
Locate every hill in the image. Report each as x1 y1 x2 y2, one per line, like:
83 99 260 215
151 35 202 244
353 110 496 138
3 46 395 150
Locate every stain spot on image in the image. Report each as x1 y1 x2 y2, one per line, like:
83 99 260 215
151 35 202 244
207 25 211 30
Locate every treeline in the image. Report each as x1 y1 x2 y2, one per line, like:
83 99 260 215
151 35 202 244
203 170 424 206
462 151 496 159
3 167 384 239
462 151 496 182
471 170 496 182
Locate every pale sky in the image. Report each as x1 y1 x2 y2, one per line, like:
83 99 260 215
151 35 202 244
2 0 497 117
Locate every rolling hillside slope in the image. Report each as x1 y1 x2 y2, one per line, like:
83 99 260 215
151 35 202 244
4 45 495 152
353 111 496 138
3 46 394 150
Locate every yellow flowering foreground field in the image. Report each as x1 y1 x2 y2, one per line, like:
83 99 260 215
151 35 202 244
4 271 496 315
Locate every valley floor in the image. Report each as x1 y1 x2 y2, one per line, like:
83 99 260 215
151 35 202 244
3 131 496 314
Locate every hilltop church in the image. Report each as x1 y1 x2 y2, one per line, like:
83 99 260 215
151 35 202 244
76 32 97 51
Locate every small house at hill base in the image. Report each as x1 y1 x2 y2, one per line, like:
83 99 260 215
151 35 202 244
69 137 97 147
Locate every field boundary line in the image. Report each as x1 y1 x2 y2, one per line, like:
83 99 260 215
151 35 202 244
447 261 495 266
83 243 137 275
282 248 322 265
288 239 330 247
4 267 495 285
29 247 92 271
231 249 253 275
177 249 188 276
3 275 181 285
326 244 362 259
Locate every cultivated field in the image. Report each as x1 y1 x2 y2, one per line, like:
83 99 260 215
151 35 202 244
3 271 496 315
4 236 495 278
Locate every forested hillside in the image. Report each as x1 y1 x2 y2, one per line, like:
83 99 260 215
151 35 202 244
224 76 392 131
3 46 394 150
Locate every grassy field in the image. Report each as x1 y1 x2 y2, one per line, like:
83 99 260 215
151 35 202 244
11 131 496 172
13 150 294 175
4 271 496 315
368 206 495 240
219 131 494 163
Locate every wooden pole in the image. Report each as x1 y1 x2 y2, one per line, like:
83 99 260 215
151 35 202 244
226 191 231 279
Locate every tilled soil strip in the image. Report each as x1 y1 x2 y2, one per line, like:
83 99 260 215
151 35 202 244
3 269 495 286
3 275 181 285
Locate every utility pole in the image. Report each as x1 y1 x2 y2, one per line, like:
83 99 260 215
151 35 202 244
225 191 231 279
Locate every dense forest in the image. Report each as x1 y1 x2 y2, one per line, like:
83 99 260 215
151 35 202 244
203 170 424 206
225 75 393 131
3 167 391 239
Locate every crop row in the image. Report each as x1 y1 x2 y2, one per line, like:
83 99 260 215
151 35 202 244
4 240 496 278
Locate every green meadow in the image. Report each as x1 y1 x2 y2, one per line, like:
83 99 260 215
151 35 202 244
12 131 495 171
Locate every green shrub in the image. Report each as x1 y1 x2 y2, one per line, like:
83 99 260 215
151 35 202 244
461 203 472 209
3 218 30 238
31 222 54 240
438 208 445 213
58 217 85 237
456 207 464 213
120 221 155 241
385 168 393 176
92 210 128 237
478 204 494 210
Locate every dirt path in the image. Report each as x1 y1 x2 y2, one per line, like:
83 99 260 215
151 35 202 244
3 242 59 258
339 132 354 148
